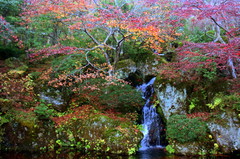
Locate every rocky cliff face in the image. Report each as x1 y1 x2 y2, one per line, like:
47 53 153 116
155 82 240 155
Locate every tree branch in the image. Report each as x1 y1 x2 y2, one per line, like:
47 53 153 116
210 16 233 38
84 29 100 45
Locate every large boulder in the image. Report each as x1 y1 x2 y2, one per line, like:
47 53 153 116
156 84 187 120
207 112 240 153
53 106 143 155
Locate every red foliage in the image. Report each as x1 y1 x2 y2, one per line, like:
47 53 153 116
0 16 24 48
52 105 94 126
159 38 240 82
187 112 212 121
52 105 129 126
173 0 240 28
0 74 36 109
28 44 80 61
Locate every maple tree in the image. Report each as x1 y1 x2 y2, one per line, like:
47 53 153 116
162 0 240 80
22 0 178 75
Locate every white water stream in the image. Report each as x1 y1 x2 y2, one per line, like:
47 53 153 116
138 78 163 150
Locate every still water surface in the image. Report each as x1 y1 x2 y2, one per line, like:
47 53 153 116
0 148 235 159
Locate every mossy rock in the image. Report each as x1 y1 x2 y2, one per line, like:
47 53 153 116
116 59 136 70
168 142 209 156
55 112 142 155
1 119 56 151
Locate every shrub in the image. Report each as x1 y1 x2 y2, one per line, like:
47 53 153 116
0 73 36 109
97 84 144 113
167 115 208 143
34 103 54 120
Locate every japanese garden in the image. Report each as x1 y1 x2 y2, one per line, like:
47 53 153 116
0 0 239 158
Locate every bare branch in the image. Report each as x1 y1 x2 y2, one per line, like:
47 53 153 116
210 16 233 38
84 29 100 45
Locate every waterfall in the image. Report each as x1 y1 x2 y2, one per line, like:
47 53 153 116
138 77 162 150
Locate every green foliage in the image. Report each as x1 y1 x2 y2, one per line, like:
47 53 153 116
187 56 217 81
206 93 240 111
51 54 89 77
167 115 208 143
188 98 198 113
206 98 222 109
98 83 144 113
166 144 175 154
13 110 38 128
28 71 41 80
70 77 144 113
34 103 54 120
179 21 214 43
0 112 10 143
123 41 153 63
0 0 23 17
195 62 217 81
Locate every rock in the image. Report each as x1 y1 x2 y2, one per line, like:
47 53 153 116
173 142 207 156
156 84 187 120
55 112 143 155
2 121 56 151
115 59 137 79
115 58 159 81
207 112 240 153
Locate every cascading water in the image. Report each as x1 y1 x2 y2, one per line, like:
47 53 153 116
138 77 162 151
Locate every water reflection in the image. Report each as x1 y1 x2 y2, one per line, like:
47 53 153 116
0 149 235 159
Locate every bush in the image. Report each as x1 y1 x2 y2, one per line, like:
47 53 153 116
71 77 144 114
97 84 144 113
167 115 208 143
34 103 54 120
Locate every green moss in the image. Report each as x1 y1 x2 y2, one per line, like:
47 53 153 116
0 113 10 144
157 104 167 124
116 59 135 70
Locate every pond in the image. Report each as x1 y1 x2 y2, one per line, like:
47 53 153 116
0 148 235 159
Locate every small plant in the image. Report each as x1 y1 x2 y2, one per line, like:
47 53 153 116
166 144 175 154
188 98 198 113
206 93 240 111
206 97 222 109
